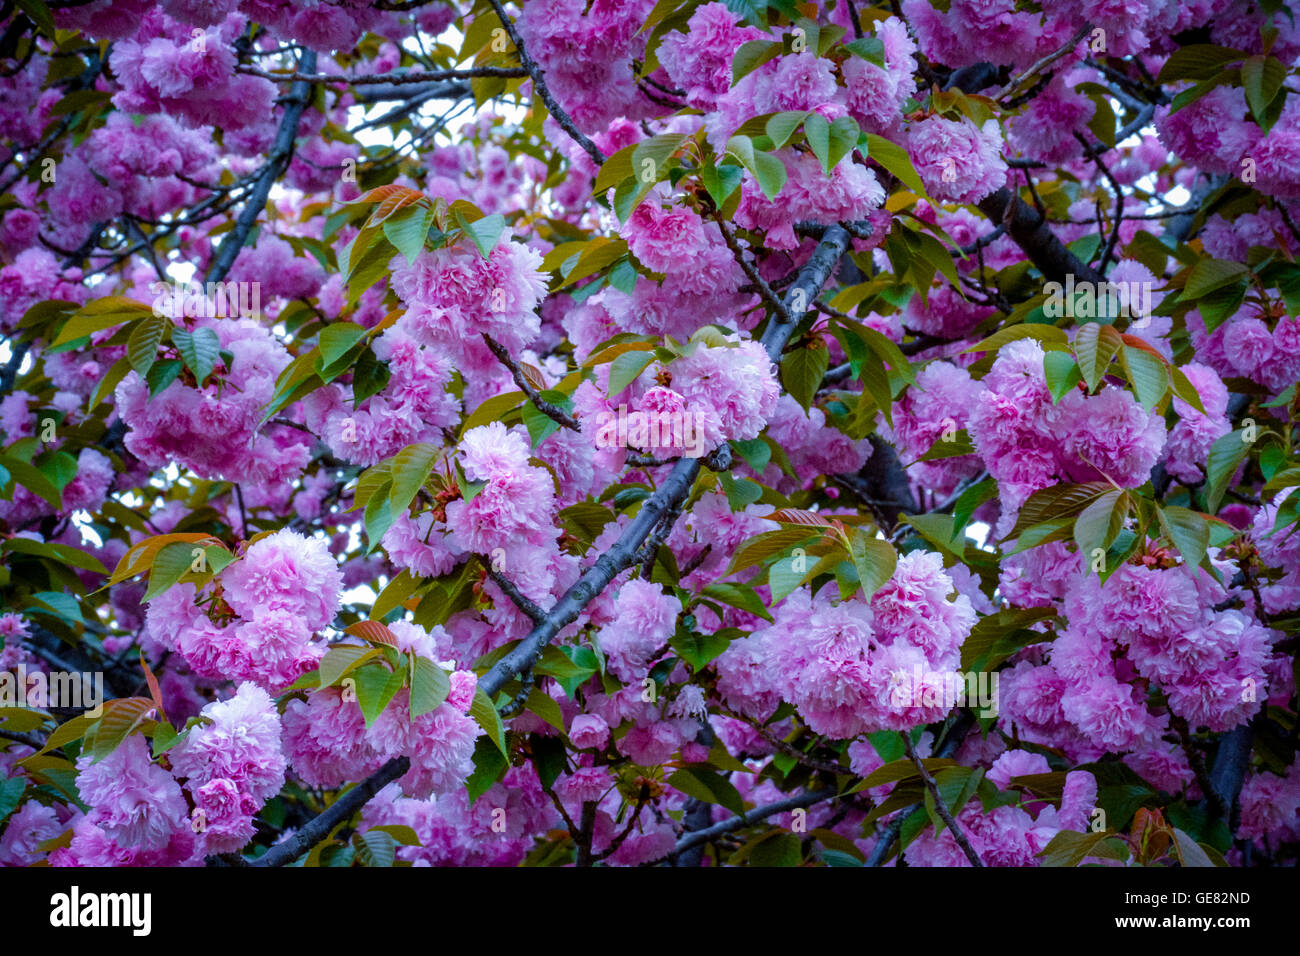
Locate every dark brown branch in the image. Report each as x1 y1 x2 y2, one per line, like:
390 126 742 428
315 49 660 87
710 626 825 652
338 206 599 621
903 734 983 866
482 334 579 431
205 50 318 284
249 755 409 867
484 0 607 167
486 567 547 624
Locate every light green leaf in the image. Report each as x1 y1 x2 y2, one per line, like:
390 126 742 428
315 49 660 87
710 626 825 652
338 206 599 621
863 134 928 198
172 326 220 385
127 314 169 379
409 656 450 720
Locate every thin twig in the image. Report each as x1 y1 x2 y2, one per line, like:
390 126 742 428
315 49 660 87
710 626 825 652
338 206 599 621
484 0 607 167
482 334 579 431
486 567 547 624
651 788 838 865
205 49 318 284
999 23 1091 104
237 65 527 85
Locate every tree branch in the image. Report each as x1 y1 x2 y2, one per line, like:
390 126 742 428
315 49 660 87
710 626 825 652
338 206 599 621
205 49 318 284
904 734 984 866
484 0 607 167
977 188 1104 285
652 788 839 865
249 755 410 867
477 225 855 701
482 334 579 431
237 65 527 85
486 566 547 624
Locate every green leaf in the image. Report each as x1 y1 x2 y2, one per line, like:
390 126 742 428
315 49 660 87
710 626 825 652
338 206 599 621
593 142 636 194
409 656 450 720
127 314 168 379
364 482 396 552
171 326 220 385
0 776 25 825
718 472 763 511
1156 45 1246 83
1038 829 1126 866
855 323 915 384
1203 429 1252 513
608 349 655 397
701 582 774 623
730 437 771 473
388 442 440 514
1242 54 1287 129
726 134 786 200
1008 481 1115 540
1120 345 1169 410
354 663 405 728
747 831 802 867
863 134 928 198
36 450 77 493
14 0 55 37
1160 505 1210 570
669 628 734 670
632 133 687 187
143 541 201 602
466 736 509 802
1073 322 1123 391
522 389 572 447
902 512 964 561
317 645 378 688
700 162 745 208
318 322 367 372
1183 258 1249 299
952 476 997 531
844 36 885 67
667 768 745 816
781 342 829 411
373 568 419 620
88 697 154 763
961 607 1057 670
52 297 153 346
456 212 507 258
1168 365 1207 416
0 455 60 509
1044 350 1082 403
471 687 508 757
1073 489 1127 560
804 113 859 176
353 829 397 867
91 355 133 408
383 204 434 265
524 689 566 733
847 530 896 598
732 38 781 82
1086 93 1116 148
963 322 1069 356
765 110 808 149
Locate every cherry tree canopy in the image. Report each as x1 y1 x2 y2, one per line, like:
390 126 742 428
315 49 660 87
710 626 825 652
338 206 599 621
0 0 1299 870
